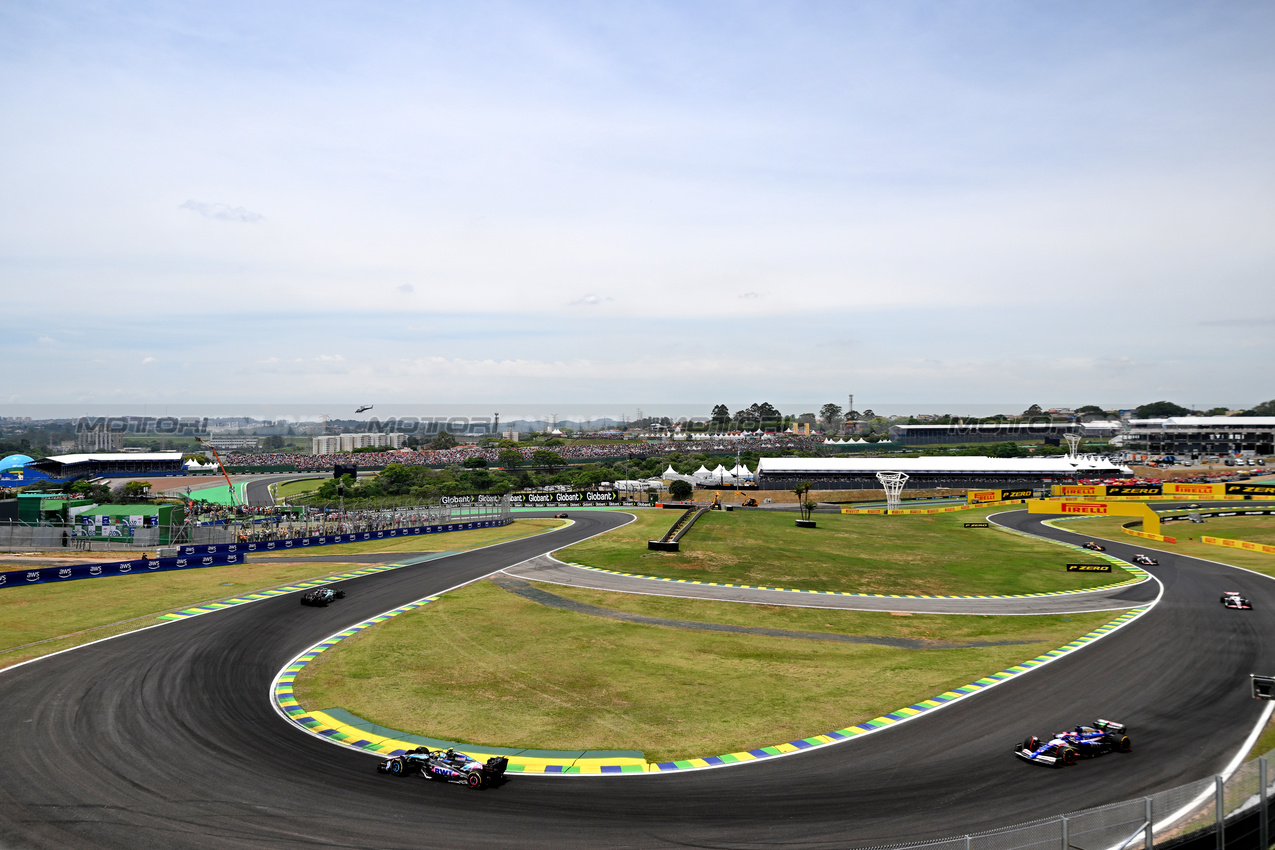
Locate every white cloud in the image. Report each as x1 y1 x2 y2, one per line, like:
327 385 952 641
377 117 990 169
314 354 344 362
397 284 415 293
571 294 612 306
141 356 156 364
37 336 57 344
179 200 264 224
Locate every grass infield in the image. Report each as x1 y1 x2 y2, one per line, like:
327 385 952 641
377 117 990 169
292 578 1117 763
274 477 326 498
0 519 558 669
557 508 1128 596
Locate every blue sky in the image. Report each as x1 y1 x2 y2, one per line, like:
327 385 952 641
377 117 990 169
3 1 1272 414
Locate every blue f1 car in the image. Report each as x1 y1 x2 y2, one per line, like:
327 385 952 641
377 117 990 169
377 747 509 789
1016 719 1131 767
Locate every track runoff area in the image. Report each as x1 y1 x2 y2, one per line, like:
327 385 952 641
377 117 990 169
0 501 1272 849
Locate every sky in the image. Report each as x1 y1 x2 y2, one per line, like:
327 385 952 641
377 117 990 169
2 1 1273 417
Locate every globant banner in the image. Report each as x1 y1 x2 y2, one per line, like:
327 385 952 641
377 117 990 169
0 552 244 590
179 519 513 556
439 491 620 507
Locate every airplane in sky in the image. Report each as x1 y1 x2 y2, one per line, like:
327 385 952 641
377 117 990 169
356 405 373 414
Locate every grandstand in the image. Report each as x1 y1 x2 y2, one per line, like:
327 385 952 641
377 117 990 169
27 452 186 482
755 456 1132 491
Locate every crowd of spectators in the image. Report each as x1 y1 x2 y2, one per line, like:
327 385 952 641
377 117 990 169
185 502 498 542
225 435 830 471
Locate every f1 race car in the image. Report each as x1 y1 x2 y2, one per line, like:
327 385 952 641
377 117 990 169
1131 554 1159 566
377 747 509 789
554 513 569 519
1015 719 1131 767
1221 591 1253 610
1082 541 1106 552
300 587 346 606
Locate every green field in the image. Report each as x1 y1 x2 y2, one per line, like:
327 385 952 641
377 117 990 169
0 519 560 669
251 518 562 558
292 578 1117 763
275 477 326 498
557 508 1128 595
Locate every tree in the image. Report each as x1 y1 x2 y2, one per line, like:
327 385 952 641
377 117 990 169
794 481 815 521
531 449 565 471
669 479 693 500
429 430 459 450
1239 400 1275 416
1022 404 1043 418
462 456 487 468
819 403 843 431
710 404 731 423
1133 401 1191 419
1074 405 1105 418
497 449 523 469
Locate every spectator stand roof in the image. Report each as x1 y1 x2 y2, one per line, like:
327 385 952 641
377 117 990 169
29 452 187 479
756 456 1131 476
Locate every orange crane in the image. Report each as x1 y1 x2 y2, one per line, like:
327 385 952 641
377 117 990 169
196 438 238 506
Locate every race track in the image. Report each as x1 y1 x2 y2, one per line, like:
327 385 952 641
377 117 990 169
1 509 1272 849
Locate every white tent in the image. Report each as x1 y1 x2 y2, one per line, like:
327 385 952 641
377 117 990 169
693 465 713 479
662 465 679 478
730 464 753 479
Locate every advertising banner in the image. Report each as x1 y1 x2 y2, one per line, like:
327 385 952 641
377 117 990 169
1029 500 1163 535
1066 564 1112 572
1105 484 1163 497
1225 483 1275 497
963 522 990 528
1054 485 1103 497
968 488 1034 504
179 518 513 556
1163 483 1224 497
0 552 244 590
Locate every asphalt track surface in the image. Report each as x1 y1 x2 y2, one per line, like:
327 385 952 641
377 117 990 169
1 509 1273 849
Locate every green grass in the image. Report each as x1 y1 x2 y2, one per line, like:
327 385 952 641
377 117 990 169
557 508 1128 596
292 578 1118 763
0 519 560 669
250 518 562 557
1076 516 1275 576
275 477 326 498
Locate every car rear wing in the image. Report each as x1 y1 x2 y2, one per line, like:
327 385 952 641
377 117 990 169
1093 719 1125 733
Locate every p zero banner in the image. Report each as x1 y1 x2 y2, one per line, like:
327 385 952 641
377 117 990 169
1105 484 1163 497
1066 564 1112 572
1226 483 1275 497
0 552 244 590
963 522 990 528
968 488 1034 504
180 519 513 556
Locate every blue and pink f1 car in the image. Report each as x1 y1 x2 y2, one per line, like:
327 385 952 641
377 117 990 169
1015 719 1132 767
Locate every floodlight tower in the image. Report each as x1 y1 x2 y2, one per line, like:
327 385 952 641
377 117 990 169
876 471 908 513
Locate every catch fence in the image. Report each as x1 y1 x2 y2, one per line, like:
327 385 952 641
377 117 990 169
869 752 1274 850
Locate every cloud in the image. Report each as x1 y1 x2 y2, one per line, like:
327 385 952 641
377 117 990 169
1198 318 1275 327
141 356 156 364
179 200 264 223
738 291 761 299
37 336 57 344
397 284 415 294
571 294 613 306
314 354 344 362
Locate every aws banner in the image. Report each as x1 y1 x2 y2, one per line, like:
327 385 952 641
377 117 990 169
180 519 513 556
0 552 244 590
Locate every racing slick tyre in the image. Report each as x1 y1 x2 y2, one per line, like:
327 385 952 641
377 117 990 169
1117 735 1131 753
466 772 485 789
1023 736 1039 751
1059 748 1077 766
387 758 405 776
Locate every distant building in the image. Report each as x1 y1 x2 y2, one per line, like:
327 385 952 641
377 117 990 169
203 436 260 451
756 456 1132 491
312 433 406 455
77 430 123 451
1123 417 1275 457
888 422 1081 446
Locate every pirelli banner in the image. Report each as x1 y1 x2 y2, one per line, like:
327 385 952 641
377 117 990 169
0 552 244 590
1054 485 1104 497
967 488 1035 504
1028 499 1163 536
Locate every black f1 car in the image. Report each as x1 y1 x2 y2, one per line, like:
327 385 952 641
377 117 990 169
1221 591 1253 610
300 587 346 606
1082 541 1106 552
554 513 569 519
1015 719 1131 767
1131 554 1158 566
378 747 508 789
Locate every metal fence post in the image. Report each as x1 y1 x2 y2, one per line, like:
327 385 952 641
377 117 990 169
1261 757 1268 850
964 836 971 850
1145 796 1153 850
1215 775 1224 850
1061 815 1068 850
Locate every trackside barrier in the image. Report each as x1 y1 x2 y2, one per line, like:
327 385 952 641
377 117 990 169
174 519 513 556
841 499 1027 515
1200 536 1275 555
865 753 1275 850
0 552 245 589
1122 525 1179 544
